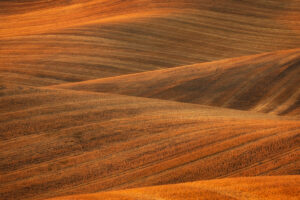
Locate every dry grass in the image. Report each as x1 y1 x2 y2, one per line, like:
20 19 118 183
1 0 300 87
0 87 299 200
0 1 299 200
45 176 300 200
53 49 300 116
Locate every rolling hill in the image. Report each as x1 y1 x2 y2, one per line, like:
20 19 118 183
0 0 300 200
53 49 300 116
1 86 299 200
45 176 300 200
1 0 300 87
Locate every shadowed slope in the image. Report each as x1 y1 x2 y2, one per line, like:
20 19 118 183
1 1 300 200
0 86 299 200
46 176 300 200
1 0 300 87
54 49 300 116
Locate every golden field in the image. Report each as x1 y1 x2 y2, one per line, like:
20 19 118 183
0 0 299 200
1 86 299 199
46 176 300 200
1 0 300 86
53 48 300 116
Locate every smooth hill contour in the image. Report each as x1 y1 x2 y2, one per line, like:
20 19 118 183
1 0 300 87
53 49 300 116
1 86 299 200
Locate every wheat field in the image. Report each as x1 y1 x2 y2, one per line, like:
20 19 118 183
46 176 300 200
0 0 299 200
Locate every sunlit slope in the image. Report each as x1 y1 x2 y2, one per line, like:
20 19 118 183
1 0 300 86
0 0 89 16
1 0 299 38
55 49 300 116
46 176 300 200
1 86 299 200
0 0 173 37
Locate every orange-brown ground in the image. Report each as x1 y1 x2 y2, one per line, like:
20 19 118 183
46 176 300 200
1 0 300 87
53 48 300 116
0 1 299 200
1 87 299 200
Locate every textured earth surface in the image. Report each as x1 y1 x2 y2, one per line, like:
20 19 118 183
0 1 299 200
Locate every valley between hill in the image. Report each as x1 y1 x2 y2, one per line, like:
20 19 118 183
1 86 299 200
0 1 299 200
53 48 300 116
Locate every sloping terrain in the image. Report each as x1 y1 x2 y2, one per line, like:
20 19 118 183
1 86 299 200
1 0 299 38
1 1 300 200
54 49 300 116
46 176 300 200
1 0 300 87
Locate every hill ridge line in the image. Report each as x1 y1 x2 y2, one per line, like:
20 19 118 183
47 48 300 89
49 48 300 116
